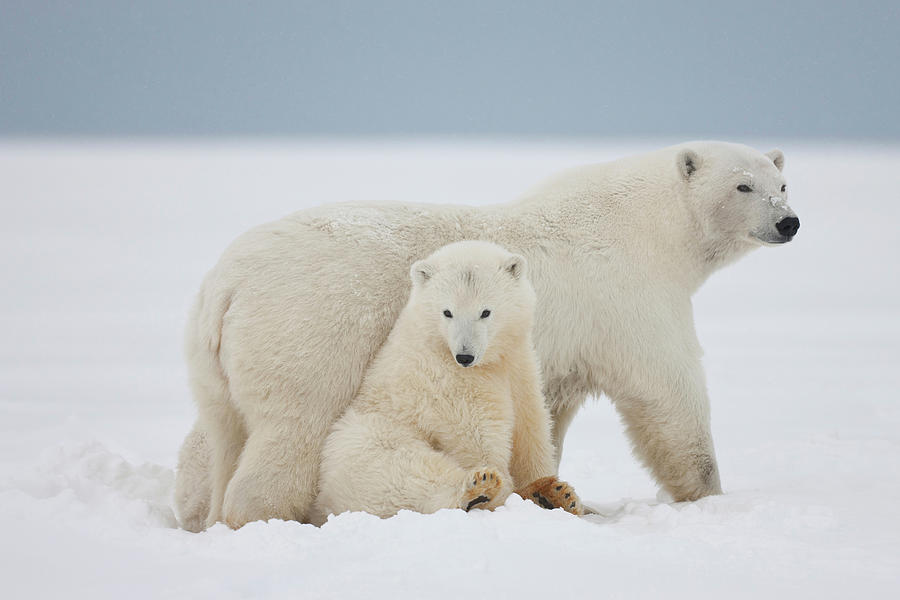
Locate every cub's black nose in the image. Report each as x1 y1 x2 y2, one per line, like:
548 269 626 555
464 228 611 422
455 354 475 366
776 216 800 238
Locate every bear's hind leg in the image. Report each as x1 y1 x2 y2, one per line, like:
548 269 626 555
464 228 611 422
203 400 247 528
381 446 512 514
315 415 512 522
460 469 507 511
175 423 212 532
221 418 321 529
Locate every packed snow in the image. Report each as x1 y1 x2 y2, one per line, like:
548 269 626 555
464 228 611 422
1 140 898 598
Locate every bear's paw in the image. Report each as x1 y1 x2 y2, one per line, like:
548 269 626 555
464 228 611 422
515 476 584 516
460 469 504 512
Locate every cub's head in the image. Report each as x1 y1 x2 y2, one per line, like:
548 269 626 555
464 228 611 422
408 241 535 368
676 142 799 263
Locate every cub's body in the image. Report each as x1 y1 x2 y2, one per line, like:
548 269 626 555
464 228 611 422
312 241 556 523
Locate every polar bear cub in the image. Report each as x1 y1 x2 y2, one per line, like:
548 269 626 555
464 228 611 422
312 241 580 524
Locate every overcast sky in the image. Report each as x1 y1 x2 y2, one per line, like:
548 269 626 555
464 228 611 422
2 1 898 138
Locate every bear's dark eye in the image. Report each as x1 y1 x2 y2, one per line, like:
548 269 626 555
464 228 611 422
443 310 452 318
480 309 491 319
737 184 752 193
781 184 787 192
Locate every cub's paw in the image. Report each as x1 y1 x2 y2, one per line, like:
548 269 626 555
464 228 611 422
515 476 584 516
460 469 504 512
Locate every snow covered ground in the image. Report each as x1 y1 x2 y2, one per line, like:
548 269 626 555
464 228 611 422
1 139 898 598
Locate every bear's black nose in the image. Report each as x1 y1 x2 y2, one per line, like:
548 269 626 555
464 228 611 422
776 216 800 238
455 354 475 366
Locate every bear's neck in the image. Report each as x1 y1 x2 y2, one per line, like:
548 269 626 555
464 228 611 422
696 235 757 277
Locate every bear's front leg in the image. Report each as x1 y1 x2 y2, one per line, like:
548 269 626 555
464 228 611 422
507 345 559 485
613 352 722 502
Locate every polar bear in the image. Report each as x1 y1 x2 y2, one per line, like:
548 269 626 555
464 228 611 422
175 141 799 531
311 241 582 524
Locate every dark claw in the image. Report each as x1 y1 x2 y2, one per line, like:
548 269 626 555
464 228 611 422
465 495 490 511
482 473 486 481
555 485 563 491
564 493 570 499
569 502 576 509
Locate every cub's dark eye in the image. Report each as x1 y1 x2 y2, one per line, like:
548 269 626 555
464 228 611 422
443 310 452 318
781 184 787 192
737 184 752 193
480 309 491 319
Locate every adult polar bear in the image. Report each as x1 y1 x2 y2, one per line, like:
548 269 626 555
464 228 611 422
176 141 799 531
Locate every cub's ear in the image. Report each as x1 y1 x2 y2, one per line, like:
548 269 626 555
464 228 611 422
677 149 700 179
501 254 527 280
410 260 434 286
765 149 784 171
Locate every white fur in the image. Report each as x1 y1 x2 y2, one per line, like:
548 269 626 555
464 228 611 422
176 141 797 530
310 241 554 524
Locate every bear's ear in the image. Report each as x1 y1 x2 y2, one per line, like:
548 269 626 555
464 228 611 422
410 260 434 286
677 149 700 179
765 149 784 172
501 254 527 280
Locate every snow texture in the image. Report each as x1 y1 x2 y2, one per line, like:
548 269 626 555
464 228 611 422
1 140 899 599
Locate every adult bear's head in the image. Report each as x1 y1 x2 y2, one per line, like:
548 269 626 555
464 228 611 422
676 142 799 264
408 241 535 369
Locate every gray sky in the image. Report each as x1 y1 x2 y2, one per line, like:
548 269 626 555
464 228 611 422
2 0 898 138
